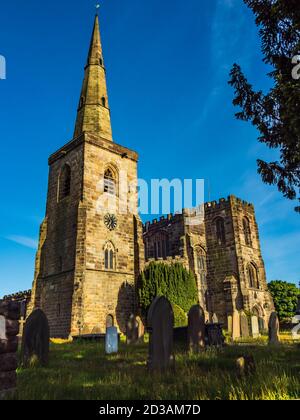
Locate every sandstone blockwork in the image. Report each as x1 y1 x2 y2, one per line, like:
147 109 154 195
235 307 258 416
0 301 20 399
25 15 274 338
143 197 275 328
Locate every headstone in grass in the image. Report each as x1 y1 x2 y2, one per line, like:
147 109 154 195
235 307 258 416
105 326 118 354
147 296 175 372
227 315 233 334
21 309 50 367
251 316 259 338
236 355 256 377
232 311 241 340
268 312 280 346
240 312 250 338
126 315 139 345
188 305 205 352
136 316 145 342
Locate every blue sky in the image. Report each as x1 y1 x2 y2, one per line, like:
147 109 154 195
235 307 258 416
0 0 299 296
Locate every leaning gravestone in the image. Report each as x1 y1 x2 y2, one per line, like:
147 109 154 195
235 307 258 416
21 309 50 367
240 312 250 338
136 316 145 343
126 315 139 345
268 312 280 346
188 305 205 352
0 300 20 400
105 326 118 354
147 296 175 372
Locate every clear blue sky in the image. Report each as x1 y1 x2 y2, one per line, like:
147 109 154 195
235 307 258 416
0 0 299 296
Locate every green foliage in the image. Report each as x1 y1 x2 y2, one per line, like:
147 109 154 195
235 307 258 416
172 303 188 328
268 280 300 321
229 0 300 213
138 262 198 318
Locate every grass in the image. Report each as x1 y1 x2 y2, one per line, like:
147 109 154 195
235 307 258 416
11 338 300 400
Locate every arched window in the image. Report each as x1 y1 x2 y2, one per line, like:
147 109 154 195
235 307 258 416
104 168 117 195
104 242 115 270
196 247 207 287
243 217 252 247
101 96 106 107
59 164 71 201
247 263 259 289
216 217 226 245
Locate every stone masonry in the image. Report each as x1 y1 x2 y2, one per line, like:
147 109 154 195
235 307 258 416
27 14 274 338
143 197 274 329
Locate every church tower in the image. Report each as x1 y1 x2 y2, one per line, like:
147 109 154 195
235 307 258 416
29 14 144 338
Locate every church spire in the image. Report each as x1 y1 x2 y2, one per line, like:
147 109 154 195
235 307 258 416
74 14 113 141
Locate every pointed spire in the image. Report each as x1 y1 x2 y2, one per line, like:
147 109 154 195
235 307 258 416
74 14 113 141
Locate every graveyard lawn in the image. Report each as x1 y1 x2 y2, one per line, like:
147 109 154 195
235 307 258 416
13 339 300 400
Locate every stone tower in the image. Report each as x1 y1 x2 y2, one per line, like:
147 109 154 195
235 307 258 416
29 14 144 338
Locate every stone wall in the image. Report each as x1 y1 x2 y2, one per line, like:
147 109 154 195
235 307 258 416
0 300 20 399
142 196 275 328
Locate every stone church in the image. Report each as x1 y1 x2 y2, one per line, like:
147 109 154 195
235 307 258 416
28 14 274 338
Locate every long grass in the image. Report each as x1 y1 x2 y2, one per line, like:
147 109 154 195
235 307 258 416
13 340 300 400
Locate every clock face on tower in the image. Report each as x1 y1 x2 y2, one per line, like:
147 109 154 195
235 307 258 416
104 213 118 231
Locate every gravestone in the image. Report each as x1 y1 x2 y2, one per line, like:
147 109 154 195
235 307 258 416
147 296 175 372
212 314 218 324
236 355 256 377
232 311 241 340
136 316 145 342
0 300 20 400
240 312 250 338
105 326 118 354
251 316 259 338
21 309 50 367
268 312 280 346
126 315 139 345
205 323 225 347
227 315 233 335
188 305 205 352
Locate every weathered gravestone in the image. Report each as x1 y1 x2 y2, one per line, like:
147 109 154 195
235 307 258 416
268 312 280 346
236 355 256 377
205 323 225 347
227 315 233 335
136 316 145 343
147 296 175 372
21 309 50 367
188 305 205 352
232 311 241 340
240 312 250 338
0 300 20 399
105 326 118 354
251 316 260 338
126 315 139 345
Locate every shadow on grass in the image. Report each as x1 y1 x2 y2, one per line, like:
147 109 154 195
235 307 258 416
14 341 300 400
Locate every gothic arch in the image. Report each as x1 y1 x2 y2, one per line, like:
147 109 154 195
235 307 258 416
247 262 259 289
214 217 226 245
103 241 116 270
103 164 119 196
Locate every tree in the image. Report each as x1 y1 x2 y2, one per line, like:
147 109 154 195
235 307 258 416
229 0 300 213
137 262 198 325
268 280 300 320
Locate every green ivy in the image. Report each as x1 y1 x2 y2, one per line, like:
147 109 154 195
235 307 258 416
138 262 198 324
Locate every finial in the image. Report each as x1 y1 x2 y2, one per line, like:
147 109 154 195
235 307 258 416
95 3 100 14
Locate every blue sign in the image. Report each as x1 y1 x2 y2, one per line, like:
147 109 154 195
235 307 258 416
105 326 118 354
